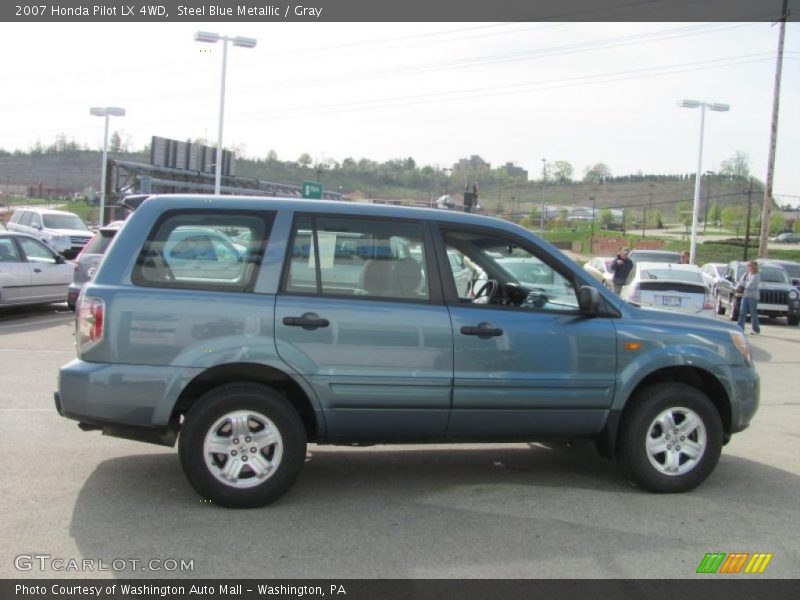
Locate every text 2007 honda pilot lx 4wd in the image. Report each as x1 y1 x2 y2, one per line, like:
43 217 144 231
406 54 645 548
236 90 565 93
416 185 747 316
56 195 759 508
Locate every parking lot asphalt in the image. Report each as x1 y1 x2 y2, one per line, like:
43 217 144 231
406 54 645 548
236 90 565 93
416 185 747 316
0 304 798 579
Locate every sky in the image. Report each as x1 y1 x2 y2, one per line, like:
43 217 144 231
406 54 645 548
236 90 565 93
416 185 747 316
1 21 799 204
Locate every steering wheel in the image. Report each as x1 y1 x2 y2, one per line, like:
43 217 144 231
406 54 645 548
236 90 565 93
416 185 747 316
472 279 499 304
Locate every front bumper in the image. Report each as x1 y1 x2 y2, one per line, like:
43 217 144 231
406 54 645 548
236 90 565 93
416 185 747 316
725 364 760 434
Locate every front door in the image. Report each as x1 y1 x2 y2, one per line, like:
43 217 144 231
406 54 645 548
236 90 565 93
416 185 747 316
437 226 617 439
16 236 69 302
275 215 453 440
0 237 32 304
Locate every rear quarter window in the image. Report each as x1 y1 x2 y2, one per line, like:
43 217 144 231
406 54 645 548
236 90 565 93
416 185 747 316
132 211 273 292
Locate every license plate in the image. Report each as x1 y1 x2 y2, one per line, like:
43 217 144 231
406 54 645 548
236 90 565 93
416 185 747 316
661 296 682 307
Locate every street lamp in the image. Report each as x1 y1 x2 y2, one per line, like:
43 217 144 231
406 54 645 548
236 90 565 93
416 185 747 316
195 31 257 195
442 167 452 195
90 106 125 226
678 99 730 264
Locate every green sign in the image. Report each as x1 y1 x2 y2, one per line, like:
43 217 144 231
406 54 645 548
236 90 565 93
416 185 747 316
302 181 323 199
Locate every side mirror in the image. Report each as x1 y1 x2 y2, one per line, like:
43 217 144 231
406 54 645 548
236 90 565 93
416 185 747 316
32 223 42 230
578 285 601 315
792 278 800 287
55 254 66 265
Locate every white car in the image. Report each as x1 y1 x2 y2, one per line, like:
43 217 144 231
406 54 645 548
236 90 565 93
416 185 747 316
6 207 92 258
700 262 727 295
621 262 713 317
583 256 615 289
0 232 73 307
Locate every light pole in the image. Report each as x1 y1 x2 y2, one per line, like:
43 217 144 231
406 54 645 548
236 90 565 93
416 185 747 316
539 158 547 235
195 31 257 195
442 167 452 195
678 99 730 264
90 106 125 226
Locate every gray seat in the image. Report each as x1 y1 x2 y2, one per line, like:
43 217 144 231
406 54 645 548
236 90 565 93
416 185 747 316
359 259 396 297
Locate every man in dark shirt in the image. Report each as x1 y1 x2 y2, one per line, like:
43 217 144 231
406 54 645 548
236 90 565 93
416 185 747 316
611 247 634 294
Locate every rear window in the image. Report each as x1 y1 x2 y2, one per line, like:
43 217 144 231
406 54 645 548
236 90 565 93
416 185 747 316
640 268 704 284
630 251 681 263
82 231 117 255
132 211 272 292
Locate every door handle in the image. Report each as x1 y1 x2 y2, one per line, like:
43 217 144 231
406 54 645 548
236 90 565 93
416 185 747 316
460 322 503 338
33 268 42 273
283 313 330 330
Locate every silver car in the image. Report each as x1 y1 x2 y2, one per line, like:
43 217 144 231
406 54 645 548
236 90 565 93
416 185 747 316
0 232 72 307
67 222 124 310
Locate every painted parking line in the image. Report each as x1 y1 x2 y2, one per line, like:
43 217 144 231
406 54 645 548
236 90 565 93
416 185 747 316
0 316 73 331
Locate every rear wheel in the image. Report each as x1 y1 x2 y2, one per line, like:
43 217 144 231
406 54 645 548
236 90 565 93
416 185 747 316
179 383 307 508
618 383 723 493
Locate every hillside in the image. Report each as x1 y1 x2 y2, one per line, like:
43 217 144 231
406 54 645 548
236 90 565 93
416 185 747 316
0 149 768 223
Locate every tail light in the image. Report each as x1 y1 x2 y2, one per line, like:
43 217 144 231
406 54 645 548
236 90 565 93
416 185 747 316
76 296 105 353
704 292 714 310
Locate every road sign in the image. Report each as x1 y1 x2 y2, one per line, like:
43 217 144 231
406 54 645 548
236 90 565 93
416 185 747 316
302 181 323 199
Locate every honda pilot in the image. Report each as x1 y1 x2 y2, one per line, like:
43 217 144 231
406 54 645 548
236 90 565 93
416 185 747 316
56 195 760 508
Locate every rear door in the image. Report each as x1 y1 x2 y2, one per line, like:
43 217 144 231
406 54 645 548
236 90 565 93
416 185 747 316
0 237 32 303
275 215 453 440
435 225 617 439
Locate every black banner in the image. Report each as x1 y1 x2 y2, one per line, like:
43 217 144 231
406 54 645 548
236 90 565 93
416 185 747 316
3 580 800 600
3 0 799 22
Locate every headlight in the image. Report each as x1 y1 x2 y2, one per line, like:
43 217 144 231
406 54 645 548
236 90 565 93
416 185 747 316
790 290 798 300
729 330 753 366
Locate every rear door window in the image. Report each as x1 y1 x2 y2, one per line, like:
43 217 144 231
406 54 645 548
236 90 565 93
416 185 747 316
132 211 272 292
284 216 430 301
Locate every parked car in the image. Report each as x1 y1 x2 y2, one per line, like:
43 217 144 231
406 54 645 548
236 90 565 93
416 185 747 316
700 262 727 294
6 207 93 258
620 262 713 317
583 256 615 289
67 221 125 310
771 232 799 244
760 259 800 294
628 249 682 264
56 195 760 507
0 232 72 307
714 260 800 326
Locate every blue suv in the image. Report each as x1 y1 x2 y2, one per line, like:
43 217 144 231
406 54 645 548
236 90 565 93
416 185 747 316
56 195 759 507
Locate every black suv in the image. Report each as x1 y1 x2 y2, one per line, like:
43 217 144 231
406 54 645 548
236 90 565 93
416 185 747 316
714 260 800 325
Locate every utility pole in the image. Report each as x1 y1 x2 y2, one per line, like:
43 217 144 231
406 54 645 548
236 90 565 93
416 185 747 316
703 173 711 233
744 178 754 261
539 159 547 234
759 0 788 258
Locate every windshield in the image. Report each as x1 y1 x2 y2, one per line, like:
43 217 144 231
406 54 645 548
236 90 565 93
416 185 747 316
777 263 800 279
43 214 88 230
760 267 788 284
640 268 704 284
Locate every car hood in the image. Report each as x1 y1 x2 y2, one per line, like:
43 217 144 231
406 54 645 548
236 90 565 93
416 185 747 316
626 303 738 333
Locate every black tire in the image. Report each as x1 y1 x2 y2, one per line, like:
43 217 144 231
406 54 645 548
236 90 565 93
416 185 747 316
179 383 307 508
714 295 725 316
788 315 799 326
617 382 723 493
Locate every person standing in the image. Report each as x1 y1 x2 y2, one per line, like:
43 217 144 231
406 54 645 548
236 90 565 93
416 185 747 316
737 261 761 334
611 247 634 295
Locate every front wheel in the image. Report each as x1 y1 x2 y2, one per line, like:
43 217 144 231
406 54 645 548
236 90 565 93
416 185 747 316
617 383 723 493
714 295 725 315
788 315 799 326
179 383 307 508
729 297 740 322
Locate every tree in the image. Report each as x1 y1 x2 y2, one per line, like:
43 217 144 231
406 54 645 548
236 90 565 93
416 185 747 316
551 161 574 184
583 163 612 184
770 213 786 235
599 208 614 230
109 131 122 153
675 200 692 230
708 201 722 227
266 149 278 162
650 209 664 229
721 205 746 237
720 151 750 179
297 153 312 167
